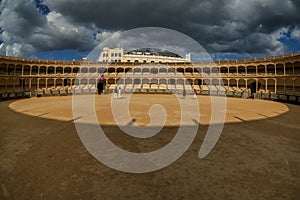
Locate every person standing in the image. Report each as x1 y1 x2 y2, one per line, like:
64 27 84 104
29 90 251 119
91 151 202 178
97 81 101 95
183 88 186 99
118 86 122 98
193 88 197 98
114 87 118 99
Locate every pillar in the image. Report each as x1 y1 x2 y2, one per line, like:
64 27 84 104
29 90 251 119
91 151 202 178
274 79 277 94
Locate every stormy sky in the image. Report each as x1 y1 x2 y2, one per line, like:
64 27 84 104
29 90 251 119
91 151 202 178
0 0 300 60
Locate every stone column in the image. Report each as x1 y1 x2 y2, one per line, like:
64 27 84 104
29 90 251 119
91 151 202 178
274 79 277 94
283 79 286 94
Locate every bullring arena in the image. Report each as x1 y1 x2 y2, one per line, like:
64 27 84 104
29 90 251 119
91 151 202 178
0 53 300 199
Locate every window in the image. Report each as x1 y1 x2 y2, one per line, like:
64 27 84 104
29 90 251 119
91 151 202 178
118 53 122 57
111 53 114 57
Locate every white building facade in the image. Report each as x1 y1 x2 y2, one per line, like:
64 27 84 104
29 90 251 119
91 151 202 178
98 47 191 63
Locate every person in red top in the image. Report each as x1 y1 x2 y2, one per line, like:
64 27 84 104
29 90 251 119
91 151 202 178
193 88 197 99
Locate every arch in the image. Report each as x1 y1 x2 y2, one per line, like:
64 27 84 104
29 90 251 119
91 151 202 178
293 61 300 75
257 79 266 92
167 68 175 74
222 79 228 87
229 79 237 87
151 68 158 74
212 79 219 85
32 66 39 75
142 79 150 84
247 79 257 94
229 66 237 74
203 67 210 74
97 67 106 74
0 78 6 92
134 68 141 73
186 67 193 73
80 78 88 85
195 79 202 85
125 78 132 84
168 79 176 85
117 79 125 85
285 78 294 94
40 66 46 75
177 67 184 74
39 79 46 89
203 79 210 85
56 78 63 87
108 67 115 73
89 79 97 86
177 79 184 85
295 78 300 95
73 67 80 74
133 78 141 84
257 65 265 74
211 67 219 73
159 79 167 84
64 67 72 74
194 67 202 74
276 63 284 75
285 62 293 75
247 65 256 74
8 64 15 75
47 79 55 88
150 79 158 84
220 67 228 73
125 68 132 73
267 79 276 93
117 67 124 73
89 67 97 73
0 63 7 75
186 79 193 86
47 66 55 74
238 79 246 89
159 68 167 73
15 64 22 75
238 66 246 74
80 67 88 73
142 68 150 74
24 65 31 75
266 64 275 74
56 67 63 74
277 79 285 94
108 78 115 84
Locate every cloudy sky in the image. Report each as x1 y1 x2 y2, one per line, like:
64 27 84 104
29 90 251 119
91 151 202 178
0 0 300 60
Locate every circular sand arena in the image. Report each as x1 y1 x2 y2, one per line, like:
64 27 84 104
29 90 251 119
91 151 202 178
1 94 300 199
9 94 290 125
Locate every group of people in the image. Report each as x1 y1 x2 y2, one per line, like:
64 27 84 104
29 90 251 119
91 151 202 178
182 88 198 99
113 86 122 99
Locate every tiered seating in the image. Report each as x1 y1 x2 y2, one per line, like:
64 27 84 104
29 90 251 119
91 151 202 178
142 84 150 89
208 85 218 95
159 84 167 90
200 85 209 95
167 84 176 90
125 84 133 92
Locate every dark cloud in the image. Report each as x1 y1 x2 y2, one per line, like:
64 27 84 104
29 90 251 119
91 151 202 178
0 0 300 57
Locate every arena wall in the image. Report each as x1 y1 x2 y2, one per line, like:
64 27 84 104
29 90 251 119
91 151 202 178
0 53 299 102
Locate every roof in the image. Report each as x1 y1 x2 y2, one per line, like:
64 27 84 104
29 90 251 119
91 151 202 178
125 48 183 58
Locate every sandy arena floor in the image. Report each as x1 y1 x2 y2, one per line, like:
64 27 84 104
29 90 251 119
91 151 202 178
0 94 300 200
